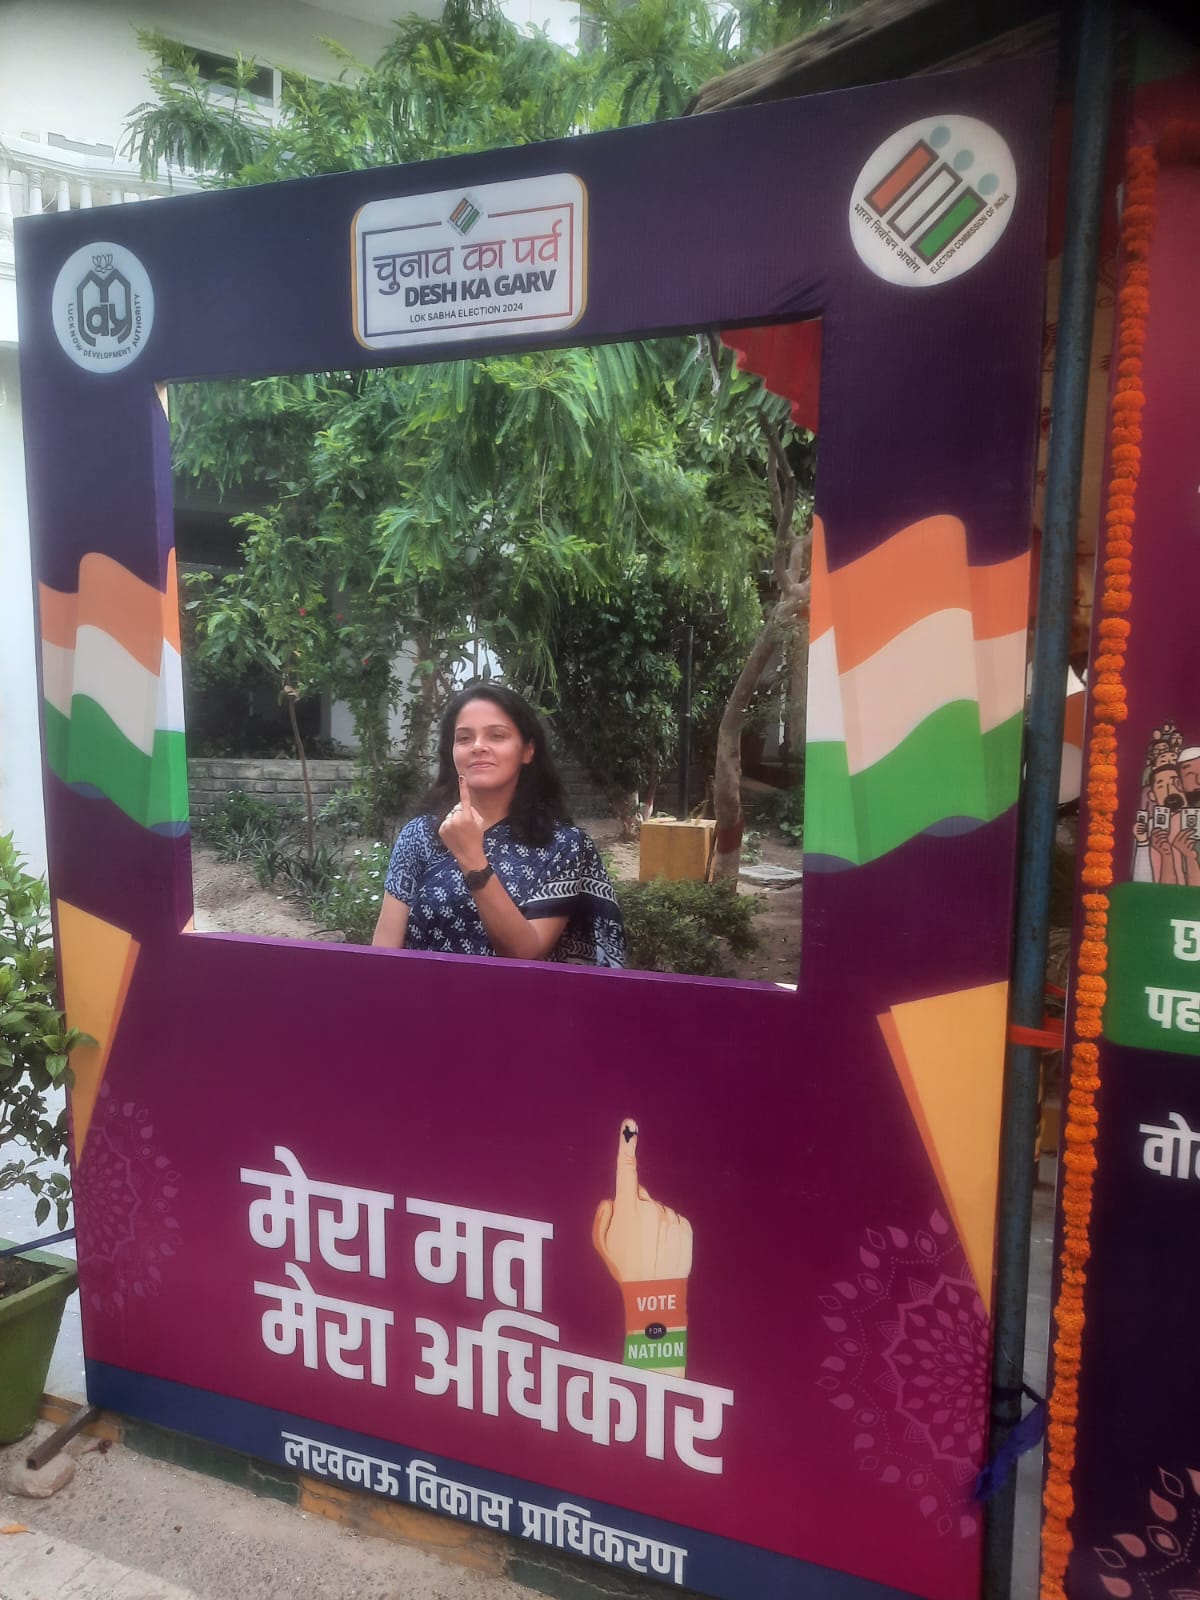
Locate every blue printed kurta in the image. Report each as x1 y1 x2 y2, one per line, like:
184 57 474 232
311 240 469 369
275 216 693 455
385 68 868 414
384 815 625 967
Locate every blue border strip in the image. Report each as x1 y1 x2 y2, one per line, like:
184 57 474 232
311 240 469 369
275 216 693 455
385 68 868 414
90 1361 920 1600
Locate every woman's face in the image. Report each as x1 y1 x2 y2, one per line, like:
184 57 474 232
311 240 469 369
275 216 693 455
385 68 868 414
452 699 534 796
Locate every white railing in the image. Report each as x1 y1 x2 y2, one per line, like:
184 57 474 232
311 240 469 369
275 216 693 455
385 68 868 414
0 133 201 273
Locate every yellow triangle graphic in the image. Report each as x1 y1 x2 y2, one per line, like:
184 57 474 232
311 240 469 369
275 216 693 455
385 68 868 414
878 981 1008 1313
55 902 140 1160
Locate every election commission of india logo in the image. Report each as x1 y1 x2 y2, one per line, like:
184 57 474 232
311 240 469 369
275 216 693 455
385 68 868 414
52 241 154 371
849 116 1017 287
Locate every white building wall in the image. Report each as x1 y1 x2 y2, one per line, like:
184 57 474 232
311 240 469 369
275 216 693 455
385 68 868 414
0 349 44 871
0 0 428 146
0 0 580 862
1 0 579 156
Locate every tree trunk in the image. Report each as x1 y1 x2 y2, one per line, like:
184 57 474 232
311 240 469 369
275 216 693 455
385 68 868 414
611 790 640 842
404 626 441 771
712 620 784 880
641 753 660 822
785 621 808 770
285 687 316 864
712 414 810 883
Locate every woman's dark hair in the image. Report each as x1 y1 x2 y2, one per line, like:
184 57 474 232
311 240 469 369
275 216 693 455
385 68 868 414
421 684 572 846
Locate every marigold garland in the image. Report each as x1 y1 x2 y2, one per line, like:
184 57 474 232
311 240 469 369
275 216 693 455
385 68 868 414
1039 137 1162 1599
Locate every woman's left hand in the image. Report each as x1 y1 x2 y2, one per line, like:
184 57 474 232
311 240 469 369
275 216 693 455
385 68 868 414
439 774 488 872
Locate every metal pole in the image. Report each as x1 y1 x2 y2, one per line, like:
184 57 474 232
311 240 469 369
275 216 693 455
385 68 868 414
679 624 694 817
983 4 1117 1597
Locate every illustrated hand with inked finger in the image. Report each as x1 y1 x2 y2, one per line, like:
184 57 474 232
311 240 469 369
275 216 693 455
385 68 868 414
592 1121 693 1377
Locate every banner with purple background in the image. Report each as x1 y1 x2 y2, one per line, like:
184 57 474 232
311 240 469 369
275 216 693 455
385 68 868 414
1056 66 1200 1600
16 58 1053 1600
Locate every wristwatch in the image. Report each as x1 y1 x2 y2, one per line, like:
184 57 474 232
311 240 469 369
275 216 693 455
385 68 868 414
464 863 494 892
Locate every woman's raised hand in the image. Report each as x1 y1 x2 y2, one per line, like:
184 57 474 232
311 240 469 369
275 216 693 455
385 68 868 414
438 773 488 871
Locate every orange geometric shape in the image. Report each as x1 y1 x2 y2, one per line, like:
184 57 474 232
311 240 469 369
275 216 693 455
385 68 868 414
809 516 1030 670
39 551 179 670
878 981 1008 1312
55 902 141 1160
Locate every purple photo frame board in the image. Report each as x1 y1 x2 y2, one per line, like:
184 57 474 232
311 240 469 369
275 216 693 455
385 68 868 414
16 58 1052 1600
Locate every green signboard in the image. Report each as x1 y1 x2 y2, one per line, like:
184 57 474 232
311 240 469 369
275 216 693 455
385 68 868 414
1105 883 1200 1056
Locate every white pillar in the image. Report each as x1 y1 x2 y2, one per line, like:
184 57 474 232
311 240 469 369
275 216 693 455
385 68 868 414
56 174 72 212
0 167 13 264
78 179 93 209
0 352 48 874
27 171 43 215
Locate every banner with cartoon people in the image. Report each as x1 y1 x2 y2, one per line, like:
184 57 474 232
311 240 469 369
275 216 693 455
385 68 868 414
16 58 1054 1600
1042 63 1200 1600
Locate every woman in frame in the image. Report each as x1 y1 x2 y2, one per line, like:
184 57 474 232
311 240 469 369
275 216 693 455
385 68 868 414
372 685 625 966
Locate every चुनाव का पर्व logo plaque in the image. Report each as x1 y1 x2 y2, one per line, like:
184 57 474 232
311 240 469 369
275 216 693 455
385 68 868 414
51 242 154 371
352 174 587 349
849 116 1017 287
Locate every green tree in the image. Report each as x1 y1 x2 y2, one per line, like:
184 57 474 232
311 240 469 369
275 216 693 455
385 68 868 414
185 512 332 858
127 0 817 855
0 835 91 1230
537 554 758 836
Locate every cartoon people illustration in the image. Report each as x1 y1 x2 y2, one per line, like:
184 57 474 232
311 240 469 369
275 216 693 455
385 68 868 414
1132 722 1200 885
593 1121 693 1378
1179 747 1200 803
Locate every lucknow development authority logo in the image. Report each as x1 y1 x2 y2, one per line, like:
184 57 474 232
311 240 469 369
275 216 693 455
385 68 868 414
849 116 1017 287
52 241 154 371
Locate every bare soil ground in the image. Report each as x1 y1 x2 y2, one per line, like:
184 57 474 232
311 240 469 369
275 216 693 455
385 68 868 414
189 821 803 984
190 843 322 940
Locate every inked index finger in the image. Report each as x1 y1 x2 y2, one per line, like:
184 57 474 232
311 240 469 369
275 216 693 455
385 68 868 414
614 1119 639 1215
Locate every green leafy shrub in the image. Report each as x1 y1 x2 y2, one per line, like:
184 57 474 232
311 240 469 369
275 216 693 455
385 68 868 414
275 842 340 897
741 829 764 865
317 789 369 839
617 879 759 978
197 789 286 862
779 783 804 846
356 763 422 840
0 834 92 1229
309 843 392 946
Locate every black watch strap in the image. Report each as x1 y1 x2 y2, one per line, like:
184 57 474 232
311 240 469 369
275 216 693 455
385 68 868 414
464 863 494 892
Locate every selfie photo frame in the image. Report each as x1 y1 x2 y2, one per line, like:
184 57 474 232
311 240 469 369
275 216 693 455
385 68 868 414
17 57 1052 1600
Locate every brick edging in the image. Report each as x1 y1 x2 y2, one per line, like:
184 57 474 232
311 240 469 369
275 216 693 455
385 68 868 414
37 1396 702 1600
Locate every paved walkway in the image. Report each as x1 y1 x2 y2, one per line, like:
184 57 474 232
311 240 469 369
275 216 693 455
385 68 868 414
0 1429 537 1600
0 1525 197 1599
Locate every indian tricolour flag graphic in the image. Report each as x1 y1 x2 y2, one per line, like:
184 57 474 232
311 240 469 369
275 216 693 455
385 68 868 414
805 516 1029 868
39 551 188 834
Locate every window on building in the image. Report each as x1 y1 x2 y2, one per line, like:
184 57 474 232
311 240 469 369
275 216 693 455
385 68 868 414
186 46 278 109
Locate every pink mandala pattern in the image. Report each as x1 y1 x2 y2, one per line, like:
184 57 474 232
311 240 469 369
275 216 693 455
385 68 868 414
1092 1466 1200 1599
73 1080 182 1316
817 1209 989 1540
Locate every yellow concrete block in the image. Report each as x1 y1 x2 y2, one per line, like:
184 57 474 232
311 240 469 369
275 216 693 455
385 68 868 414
298 1475 504 1574
37 1396 124 1443
638 817 716 883
1039 1096 1061 1158
298 1476 356 1524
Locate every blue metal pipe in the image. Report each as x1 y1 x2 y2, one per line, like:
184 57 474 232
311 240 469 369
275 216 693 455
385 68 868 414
982 3 1118 1596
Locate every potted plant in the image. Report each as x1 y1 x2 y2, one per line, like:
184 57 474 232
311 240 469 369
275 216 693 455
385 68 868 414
0 831 87 1442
